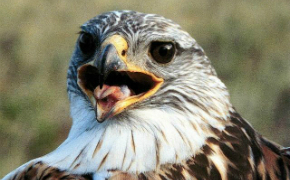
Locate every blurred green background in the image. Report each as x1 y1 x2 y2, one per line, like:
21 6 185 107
1 0 290 177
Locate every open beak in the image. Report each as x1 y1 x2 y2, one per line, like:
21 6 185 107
77 35 163 122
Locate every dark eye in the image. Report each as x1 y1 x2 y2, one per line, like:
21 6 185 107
150 41 175 64
78 32 96 55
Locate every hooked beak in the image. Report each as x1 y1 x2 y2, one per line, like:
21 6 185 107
77 35 163 122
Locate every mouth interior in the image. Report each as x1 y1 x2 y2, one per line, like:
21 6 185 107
78 65 155 95
78 65 158 113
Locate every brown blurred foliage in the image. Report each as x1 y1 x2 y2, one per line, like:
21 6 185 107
0 0 289 177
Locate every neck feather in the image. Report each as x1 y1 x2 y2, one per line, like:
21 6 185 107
39 95 232 174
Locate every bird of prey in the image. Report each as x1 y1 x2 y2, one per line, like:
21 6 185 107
2 10 290 180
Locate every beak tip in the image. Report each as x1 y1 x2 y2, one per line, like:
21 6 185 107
96 118 104 123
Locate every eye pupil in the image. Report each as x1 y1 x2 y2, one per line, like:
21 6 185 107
79 32 96 55
159 44 172 57
150 42 175 64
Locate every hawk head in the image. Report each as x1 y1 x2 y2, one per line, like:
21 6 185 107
68 10 230 123
53 10 232 174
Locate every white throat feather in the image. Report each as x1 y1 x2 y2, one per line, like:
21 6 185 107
37 91 231 175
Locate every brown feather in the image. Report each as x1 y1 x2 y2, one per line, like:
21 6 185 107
9 161 93 180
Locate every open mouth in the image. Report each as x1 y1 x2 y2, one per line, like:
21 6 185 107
77 64 163 121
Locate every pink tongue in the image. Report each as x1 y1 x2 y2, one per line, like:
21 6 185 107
93 85 134 111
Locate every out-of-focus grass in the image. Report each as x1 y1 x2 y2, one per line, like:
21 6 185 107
0 0 289 177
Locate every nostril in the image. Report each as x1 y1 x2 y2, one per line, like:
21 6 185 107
121 50 126 56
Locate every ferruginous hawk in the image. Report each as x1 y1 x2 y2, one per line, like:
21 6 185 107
2 10 290 180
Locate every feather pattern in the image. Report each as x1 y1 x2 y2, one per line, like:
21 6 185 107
2 10 289 180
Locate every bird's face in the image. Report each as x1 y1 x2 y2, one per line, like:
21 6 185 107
68 11 230 126
77 34 164 122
